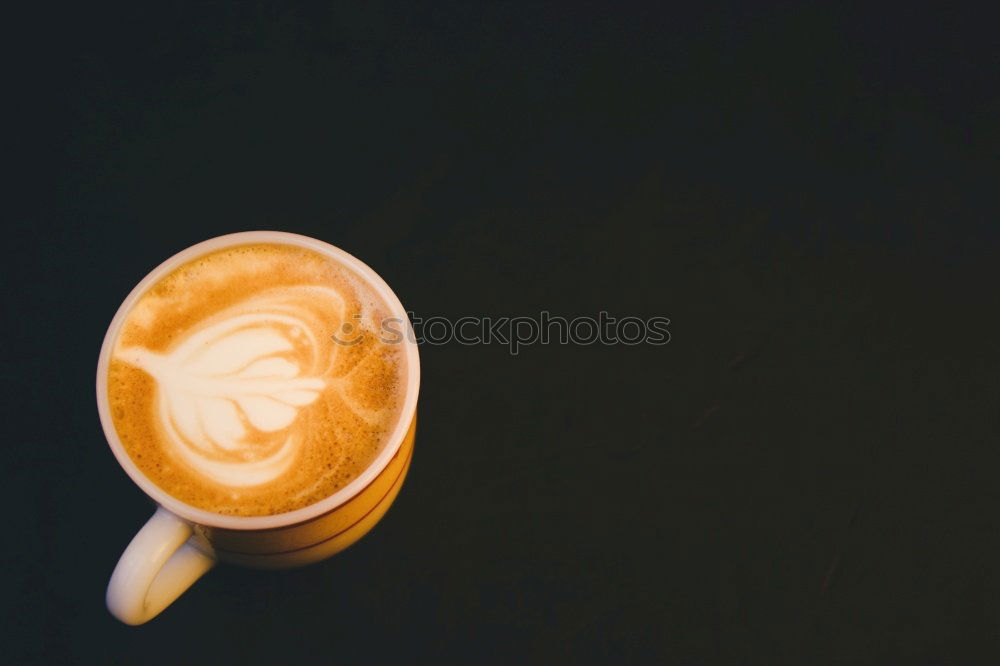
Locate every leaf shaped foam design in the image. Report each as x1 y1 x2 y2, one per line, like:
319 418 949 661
116 287 348 488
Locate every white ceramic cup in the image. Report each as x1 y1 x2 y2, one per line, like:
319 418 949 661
97 231 420 625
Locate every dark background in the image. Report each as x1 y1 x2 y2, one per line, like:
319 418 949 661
6 3 998 663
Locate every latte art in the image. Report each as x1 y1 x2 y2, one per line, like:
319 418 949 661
107 244 405 516
117 287 344 487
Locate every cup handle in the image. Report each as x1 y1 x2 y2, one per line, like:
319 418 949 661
106 506 216 625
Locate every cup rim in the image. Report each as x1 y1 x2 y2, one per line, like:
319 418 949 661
96 231 421 531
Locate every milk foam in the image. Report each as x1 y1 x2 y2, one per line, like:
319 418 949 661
116 287 349 486
108 243 403 515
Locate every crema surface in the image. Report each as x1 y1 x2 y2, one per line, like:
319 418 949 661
107 244 405 516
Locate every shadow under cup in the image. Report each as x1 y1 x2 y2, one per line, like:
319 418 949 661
97 231 420 623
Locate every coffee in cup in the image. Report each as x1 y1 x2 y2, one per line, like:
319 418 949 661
106 242 406 516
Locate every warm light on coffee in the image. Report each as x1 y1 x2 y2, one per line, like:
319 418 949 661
106 243 406 516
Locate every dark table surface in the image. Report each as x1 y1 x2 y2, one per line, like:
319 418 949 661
6 3 998 664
